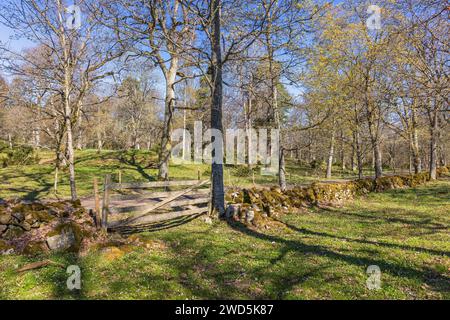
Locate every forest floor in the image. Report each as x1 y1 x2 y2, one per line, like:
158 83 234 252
0 149 404 200
0 179 449 299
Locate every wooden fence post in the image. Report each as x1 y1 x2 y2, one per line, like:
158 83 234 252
118 170 122 184
197 169 201 181
93 177 101 229
101 174 111 232
208 173 213 216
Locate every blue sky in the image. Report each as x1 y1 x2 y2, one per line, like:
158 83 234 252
0 24 34 52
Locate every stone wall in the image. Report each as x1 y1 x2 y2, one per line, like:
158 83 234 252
225 167 449 228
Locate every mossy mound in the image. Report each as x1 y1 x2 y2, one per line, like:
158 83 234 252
22 241 48 256
0 239 14 253
0 199 96 255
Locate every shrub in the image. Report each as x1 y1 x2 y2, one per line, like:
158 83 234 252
437 166 449 176
0 140 9 152
309 159 326 170
233 165 259 177
1 145 40 167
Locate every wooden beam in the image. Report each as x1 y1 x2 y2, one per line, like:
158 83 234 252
109 188 210 201
109 207 209 229
101 174 111 232
109 197 210 214
93 177 101 230
109 180 208 190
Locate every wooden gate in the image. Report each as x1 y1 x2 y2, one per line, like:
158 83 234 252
94 175 211 233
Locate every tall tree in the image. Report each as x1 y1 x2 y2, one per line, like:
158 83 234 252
0 0 123 200
96 0 195 180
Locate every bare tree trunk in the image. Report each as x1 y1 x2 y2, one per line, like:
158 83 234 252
351 133 357 172
355 129 363 179
279 147 286 191
63 60 77 200
409 146 413 174
182 84 187 160
54 167 59 194
265 10 285 191
158 60 178 180
65 101 77 201
410 108 421 173
308 131 313 162
429 110 438 180
97 134 103 153
210 0 225 216
245 94 253 168
439 144 447 166
368 115 382 178
390 141 397 173
326 129 335 179
33 128 40 148
76 107 83 150
273 85 286 190
373 142 383 178
340 130 345 171
57 0 76 200
410 133 421 174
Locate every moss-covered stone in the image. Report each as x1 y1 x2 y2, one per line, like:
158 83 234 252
0 213 12 225
20 221 31 231
22 241 48 256
242 189 253 204
31 210 56 223
0 239 14 253
2 225 24 240
46 222 84 252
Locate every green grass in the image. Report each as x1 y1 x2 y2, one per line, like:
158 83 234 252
1 180 448 299
0 149 394 200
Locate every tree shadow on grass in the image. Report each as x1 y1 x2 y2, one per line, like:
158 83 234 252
335 209 449 234
2 169 54 200
73 150 118 165
118 151 155 182
273 218 450 258
158 232 328 299
225 220 450 294
114 213 204 235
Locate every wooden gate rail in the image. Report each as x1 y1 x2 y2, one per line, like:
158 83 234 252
96 174 211 232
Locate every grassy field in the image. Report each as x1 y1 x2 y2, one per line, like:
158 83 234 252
0 180 448 299
0 149 397 200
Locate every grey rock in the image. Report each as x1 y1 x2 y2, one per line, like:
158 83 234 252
225 204 240 219
46 229 76 251
25 214 37 224
0 214 11 225
202 216 213 225
2 226 25 240
12 212 25 223
31 221 41 229
225 205 234 218
246 210 255 223
21 222 31 231
1 248 14 255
